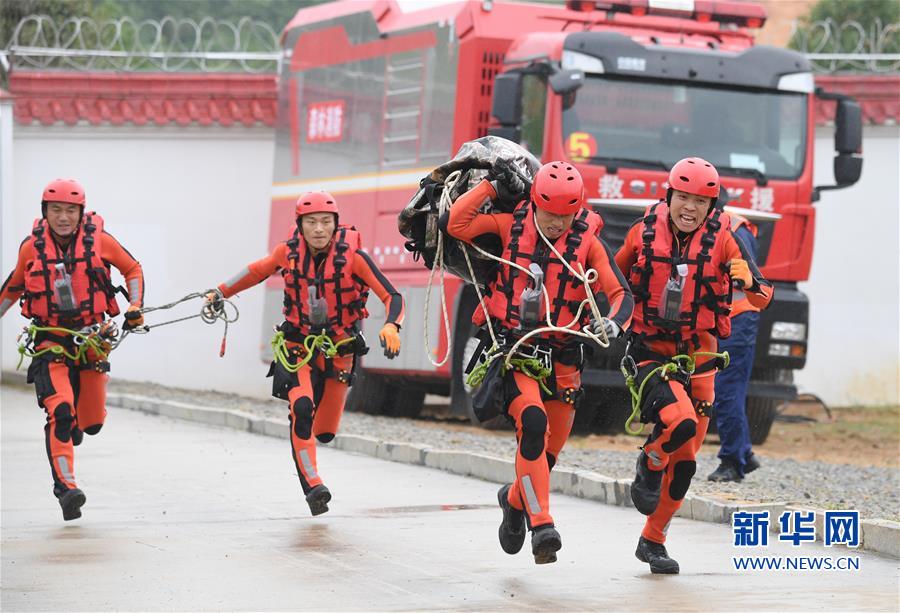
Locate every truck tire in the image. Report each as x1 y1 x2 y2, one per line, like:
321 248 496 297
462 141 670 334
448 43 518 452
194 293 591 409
745 368 792 445
746 396 778 445
384 388 426 418
345 369 425 417
589 388 632 434
706 368 789 444
451 290 510 430
344 368 391 414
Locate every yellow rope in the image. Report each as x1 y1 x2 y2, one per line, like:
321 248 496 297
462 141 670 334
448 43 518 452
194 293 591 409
16 324 109 370
623 351 730 435
271 330 356 373
465 344 553 396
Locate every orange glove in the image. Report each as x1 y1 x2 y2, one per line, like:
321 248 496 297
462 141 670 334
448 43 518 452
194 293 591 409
379 323 401 359
728 258 753 289
122 305 144 330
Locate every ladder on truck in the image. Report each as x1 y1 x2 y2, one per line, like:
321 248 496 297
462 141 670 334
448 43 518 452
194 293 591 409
380 49 427 170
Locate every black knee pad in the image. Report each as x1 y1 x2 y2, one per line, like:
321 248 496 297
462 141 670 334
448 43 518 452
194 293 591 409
316 432 335 444
669 460 697 500
661 418 697 453
84 424 103 435
546 452 557 471
291 397 314 439
52 403 74 442
519 405 547 461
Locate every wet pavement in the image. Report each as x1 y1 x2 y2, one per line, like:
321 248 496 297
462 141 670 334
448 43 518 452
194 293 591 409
2 385 897 611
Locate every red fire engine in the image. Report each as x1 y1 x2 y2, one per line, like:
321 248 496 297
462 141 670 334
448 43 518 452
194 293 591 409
265 0 862 443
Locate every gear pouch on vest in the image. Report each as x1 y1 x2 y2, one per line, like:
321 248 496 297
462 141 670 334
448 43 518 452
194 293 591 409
518 263 544 328
660 263 688 321
53 263 78 314
308 286 328 328
267 360 295 401
471 358 507 422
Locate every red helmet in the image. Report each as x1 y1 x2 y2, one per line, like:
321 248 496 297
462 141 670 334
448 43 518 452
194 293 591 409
42 178 86 206
530 161 584 215
667 157 720 198
295 191 338 218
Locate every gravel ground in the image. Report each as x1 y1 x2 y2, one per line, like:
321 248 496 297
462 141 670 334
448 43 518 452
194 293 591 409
49 379 900 522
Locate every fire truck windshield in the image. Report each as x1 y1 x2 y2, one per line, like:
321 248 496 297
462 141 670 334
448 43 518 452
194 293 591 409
562 75 808 180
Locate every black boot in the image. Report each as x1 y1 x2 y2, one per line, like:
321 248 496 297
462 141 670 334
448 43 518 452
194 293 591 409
744 453 761 474
58 488 86 521
531 524 562 565
708 459 743 482
635 536 680 574
497 484 526 554
631 452 663 515
305 484 331 516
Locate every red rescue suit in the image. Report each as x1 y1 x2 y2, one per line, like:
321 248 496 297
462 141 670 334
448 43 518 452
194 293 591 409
616 202 772 545
0 214 144 502
447 179 633 531
217 225 404 498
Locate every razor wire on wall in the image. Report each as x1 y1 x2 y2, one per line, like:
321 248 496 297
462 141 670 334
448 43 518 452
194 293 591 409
3 14 899 75
791 18 900 73
3 15 282 73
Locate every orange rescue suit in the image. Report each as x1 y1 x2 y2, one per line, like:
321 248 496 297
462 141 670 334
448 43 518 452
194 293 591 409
22 213 122 326
282 225 369 335
476 201 606 340
628 201 732 344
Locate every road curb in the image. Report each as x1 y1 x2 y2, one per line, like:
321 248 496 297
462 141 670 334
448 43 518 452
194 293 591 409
4 375 895 560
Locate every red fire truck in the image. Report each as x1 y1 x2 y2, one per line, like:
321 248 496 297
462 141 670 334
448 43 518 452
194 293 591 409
266 0 862 443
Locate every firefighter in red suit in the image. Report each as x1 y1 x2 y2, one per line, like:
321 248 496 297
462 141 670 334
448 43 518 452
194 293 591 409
207 192 404 516
446 161 633 564
0 179 145 521
615 158 773 573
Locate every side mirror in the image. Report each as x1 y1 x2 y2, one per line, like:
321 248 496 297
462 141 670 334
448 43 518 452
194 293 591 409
834 153 862 186
835 99 862 153
813 90 864 200
491 72 523 126
549 68 584 96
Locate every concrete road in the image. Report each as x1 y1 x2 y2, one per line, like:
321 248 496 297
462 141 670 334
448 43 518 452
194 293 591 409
2 384 897 611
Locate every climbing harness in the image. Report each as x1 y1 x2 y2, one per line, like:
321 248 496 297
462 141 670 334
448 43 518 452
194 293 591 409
619 342 730 435
16 291 241 368
270 329 356 374
16 322 116 369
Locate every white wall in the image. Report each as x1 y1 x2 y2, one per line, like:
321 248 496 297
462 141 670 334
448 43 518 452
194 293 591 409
797 125 900 406
1 124 275 398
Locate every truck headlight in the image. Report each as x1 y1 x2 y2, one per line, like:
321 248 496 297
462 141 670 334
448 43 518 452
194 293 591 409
768 343 791 357
771 322 806 341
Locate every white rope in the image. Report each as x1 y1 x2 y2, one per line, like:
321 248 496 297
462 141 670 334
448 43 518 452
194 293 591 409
421 170 461 367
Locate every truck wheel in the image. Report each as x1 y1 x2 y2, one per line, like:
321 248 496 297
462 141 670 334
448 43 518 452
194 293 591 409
344 368 391 415
384 388 426 418
345 369 426 418
451 290 509 430
590 388 632 434
746 396 778 445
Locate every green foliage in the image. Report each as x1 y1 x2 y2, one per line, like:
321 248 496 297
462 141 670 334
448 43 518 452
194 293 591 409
2 0 330 49
788 0 900 55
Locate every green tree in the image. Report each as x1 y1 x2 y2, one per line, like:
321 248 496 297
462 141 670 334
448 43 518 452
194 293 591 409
788 0 900 62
